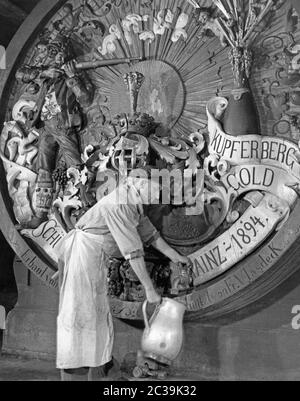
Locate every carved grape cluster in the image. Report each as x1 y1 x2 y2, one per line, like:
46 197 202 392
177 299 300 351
107 280 123 298
52 165 68 190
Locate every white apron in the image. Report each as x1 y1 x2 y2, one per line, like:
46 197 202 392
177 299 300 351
56 229 114 369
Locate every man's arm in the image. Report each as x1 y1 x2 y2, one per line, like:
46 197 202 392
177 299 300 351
129 257 161 304
138 215 190 265
151 237 190 265
103 204 161 304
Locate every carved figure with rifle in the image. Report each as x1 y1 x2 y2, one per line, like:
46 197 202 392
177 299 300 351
14 34 140 229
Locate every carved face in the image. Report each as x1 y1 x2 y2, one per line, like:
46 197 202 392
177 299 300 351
54 51 65 66
34 42 66 68
46 43 67 67
33 43 48 66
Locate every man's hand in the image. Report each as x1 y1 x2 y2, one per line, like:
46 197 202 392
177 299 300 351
171 253 191 266
152 236 191 266
41 67 64 80
62 60 77 78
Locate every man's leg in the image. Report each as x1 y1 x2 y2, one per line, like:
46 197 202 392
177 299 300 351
55 129 82 169
88 358 126 381
61 368 89 381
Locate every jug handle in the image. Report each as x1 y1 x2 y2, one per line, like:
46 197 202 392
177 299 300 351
142 300 150 331
142 299 162 331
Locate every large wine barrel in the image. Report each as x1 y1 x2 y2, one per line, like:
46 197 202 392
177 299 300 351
0 0 300 323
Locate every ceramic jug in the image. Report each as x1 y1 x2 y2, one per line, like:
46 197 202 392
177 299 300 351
141 298 186 365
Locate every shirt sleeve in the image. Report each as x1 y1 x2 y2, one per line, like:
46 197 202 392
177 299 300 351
137 215 161 248
103 204 145 261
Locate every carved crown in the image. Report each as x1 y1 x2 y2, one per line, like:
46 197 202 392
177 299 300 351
112 112 158 137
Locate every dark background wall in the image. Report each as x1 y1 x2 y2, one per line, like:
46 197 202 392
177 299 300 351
0 0 41 313
0 1 38 45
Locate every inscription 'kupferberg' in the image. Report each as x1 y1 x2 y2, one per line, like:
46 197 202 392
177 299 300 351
210 132 298 173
